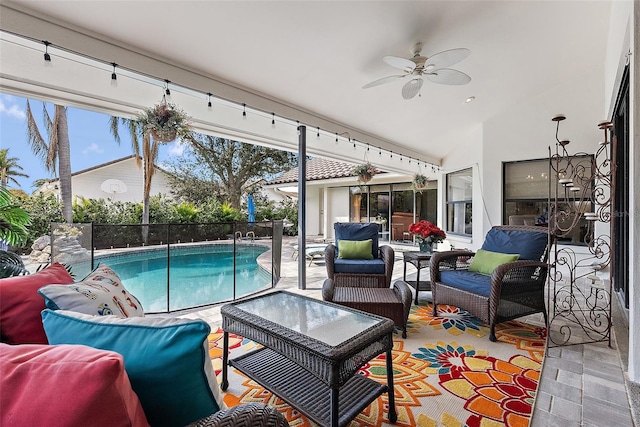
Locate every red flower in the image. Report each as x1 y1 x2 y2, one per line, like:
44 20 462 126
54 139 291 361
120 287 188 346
408 220 446 243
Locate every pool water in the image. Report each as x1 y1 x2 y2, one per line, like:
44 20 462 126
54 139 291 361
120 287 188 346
95 244 271 312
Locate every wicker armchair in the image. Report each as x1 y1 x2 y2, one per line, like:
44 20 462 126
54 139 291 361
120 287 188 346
325 222 394 288
430 225 550 341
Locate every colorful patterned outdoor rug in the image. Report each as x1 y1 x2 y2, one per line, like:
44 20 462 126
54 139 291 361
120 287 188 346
208 303 546 427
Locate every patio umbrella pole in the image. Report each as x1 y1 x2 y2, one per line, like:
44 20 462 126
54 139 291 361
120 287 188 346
298 125 306 290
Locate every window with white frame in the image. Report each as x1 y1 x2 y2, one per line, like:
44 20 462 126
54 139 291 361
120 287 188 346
446 168 472 236
503 157 593 245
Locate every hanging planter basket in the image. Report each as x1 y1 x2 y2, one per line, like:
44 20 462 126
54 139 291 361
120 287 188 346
137 100 192 143
352 162 377 184
411 173 428 191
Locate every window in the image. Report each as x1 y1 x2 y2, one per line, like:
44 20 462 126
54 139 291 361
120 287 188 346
446 168 472 236
503 157 592 245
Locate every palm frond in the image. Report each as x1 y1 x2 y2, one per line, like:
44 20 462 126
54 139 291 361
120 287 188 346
0 250 29 278
25 101 51 168
109 116 121 143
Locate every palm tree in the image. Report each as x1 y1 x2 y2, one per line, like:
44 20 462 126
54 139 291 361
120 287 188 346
110 101 191 227
0 149 29 189
109 117 160 227
25 101 73 223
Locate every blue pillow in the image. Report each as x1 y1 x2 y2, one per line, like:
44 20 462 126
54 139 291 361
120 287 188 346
482 228 548 261
334 222 380 259
41 309 222 427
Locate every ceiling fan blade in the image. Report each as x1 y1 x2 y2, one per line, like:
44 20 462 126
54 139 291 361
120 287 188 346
362 74 407 89
426 68 471 85
402 78 423 99
383 55 416 72
424 48 470 71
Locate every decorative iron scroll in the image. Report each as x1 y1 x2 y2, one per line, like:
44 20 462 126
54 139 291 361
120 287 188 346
547 115 614 347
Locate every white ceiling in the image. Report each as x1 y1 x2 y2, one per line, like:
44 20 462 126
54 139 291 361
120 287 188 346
4 1 612 164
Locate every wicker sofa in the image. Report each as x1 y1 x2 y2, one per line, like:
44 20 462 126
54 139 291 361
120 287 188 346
430 225 549 341
0 264 289 427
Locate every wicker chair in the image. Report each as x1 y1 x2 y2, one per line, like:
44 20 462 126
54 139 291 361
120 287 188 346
325 222 394 288
430 225 550 341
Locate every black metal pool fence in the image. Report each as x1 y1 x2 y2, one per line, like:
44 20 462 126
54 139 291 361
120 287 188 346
49 221 283 312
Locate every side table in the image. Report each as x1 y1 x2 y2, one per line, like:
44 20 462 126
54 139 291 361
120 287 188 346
403 251 432 305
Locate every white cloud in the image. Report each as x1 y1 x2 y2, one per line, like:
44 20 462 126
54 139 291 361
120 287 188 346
82 143 104 155
168 140 185 156
0 96 26 120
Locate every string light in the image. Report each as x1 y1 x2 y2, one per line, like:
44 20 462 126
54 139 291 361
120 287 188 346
43 40 51 63
24 34 441 173
272 113 275 127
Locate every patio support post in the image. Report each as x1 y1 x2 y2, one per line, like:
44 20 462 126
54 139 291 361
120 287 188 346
298 125 306 290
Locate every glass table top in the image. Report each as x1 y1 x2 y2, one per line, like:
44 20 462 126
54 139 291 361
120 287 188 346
231 291 382 346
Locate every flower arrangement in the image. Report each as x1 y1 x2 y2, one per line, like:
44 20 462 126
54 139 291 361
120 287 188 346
411 173 428 191
408 220 446 244
352 162 377 183
136 101 192 143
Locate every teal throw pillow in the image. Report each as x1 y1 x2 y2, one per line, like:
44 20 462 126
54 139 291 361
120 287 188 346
337 239 374 260
468 249 520 275
41 309 223 427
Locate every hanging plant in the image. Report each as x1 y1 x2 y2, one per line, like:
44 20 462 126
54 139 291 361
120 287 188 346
352 162 377 183
411 173 428 191
136 99 192 143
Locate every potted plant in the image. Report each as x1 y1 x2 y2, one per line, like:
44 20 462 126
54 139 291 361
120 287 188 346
411 173 428 191
408 220 446 253
352 162 377 183
136 100 192 143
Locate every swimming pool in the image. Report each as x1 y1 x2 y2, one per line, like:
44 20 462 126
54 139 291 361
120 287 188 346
94 244 271 312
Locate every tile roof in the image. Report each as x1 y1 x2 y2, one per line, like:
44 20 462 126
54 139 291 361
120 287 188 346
268 157 384 185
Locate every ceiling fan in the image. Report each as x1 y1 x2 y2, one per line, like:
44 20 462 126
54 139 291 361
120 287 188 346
363 42 471 99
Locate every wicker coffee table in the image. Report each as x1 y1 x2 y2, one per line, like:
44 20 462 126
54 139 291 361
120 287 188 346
221 291 397 427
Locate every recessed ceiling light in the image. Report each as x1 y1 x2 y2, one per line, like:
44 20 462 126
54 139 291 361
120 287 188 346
464 96 475 104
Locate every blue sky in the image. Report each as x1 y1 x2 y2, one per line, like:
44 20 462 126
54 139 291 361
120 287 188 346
0 93 185 193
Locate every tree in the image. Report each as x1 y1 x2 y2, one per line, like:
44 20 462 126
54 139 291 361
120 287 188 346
25 101 73 223
0 149 29 189
170 135 297 209
109 117 161 227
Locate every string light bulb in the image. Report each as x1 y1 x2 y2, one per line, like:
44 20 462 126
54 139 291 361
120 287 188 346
43 41 52 65
242 103 247 119
207 93 212 108
111 63 117 86
271 113 275 128
335 133 339 144
317 127 320 139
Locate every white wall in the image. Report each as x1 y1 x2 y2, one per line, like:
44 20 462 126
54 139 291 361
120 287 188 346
325 187 350 240
71 158 171 203
304 186 321 237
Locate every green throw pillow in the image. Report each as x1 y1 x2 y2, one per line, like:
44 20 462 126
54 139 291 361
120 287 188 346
338 239 374 260
468 249 520 275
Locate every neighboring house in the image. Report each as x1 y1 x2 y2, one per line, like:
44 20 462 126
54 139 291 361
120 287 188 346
265 157 420 241
33 155 172 203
